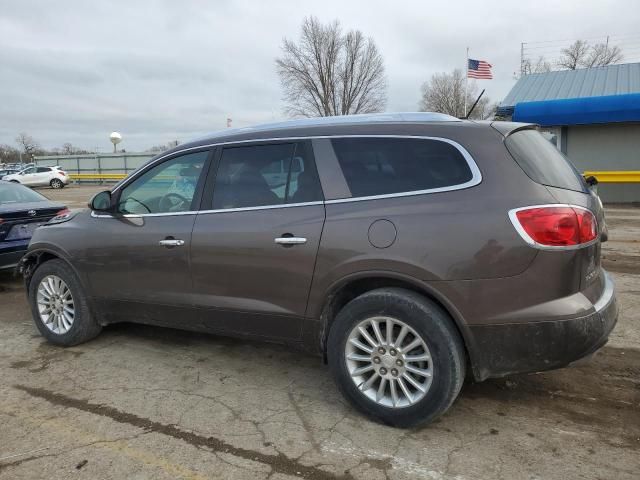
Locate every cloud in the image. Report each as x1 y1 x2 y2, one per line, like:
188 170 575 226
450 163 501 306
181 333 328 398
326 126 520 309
0 0 638 151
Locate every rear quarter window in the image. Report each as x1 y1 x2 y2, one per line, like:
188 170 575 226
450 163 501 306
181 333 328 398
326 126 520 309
505 129 587 193
330 137 475 198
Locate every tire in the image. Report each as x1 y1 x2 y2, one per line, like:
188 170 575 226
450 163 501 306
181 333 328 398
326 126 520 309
28 259 102 346
50 178 64 189
328 287 465 428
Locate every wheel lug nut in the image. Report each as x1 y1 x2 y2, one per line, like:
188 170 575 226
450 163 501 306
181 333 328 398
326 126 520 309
389 348 397 356
396 359 403 366
391 369 398 376
373 357 381 364
378 347 386 354
379 367 387 375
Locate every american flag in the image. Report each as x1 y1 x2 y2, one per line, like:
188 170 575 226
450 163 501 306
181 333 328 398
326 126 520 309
467 59 493 79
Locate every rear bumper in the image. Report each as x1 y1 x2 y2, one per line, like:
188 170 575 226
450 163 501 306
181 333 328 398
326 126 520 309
469 270 618 380
0 239 29 270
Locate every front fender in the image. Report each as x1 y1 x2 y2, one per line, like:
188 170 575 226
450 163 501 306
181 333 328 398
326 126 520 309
20 243 81 291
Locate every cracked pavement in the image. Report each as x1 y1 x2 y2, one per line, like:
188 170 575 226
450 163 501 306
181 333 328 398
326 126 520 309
0 187 638 479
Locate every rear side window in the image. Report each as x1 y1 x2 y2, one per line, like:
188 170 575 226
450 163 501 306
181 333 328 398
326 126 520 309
330 137 474 198
505 129 587 193
212 142 323 209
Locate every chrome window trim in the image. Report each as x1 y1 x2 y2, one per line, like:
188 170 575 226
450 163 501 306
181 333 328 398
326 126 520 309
198 201 324 215
98 135 482 217
321 136 481 203
90 200 325 219
91 210 197 219
508 204 599 251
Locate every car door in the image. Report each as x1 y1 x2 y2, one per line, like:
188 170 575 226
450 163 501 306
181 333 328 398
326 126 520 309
190 140 325 340
19 167 38 185
35 167 52 186
81 149 212 325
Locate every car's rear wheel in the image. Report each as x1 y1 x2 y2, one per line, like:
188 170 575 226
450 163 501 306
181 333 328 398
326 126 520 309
28 259 101 346
50 178 64 189
328 287 465 427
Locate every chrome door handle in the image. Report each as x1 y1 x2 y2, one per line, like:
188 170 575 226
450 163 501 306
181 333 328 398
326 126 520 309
159 239 185 247
274 236 307 245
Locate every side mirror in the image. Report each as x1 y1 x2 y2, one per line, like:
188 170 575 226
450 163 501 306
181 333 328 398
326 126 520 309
89 190 113 211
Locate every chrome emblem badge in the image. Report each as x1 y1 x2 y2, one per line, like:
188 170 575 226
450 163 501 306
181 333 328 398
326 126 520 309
28 210 37 217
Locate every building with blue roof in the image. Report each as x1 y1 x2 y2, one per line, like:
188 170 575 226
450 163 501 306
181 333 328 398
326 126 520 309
498 63 640 202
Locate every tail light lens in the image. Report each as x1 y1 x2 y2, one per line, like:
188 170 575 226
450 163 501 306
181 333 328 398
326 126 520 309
55 208 71 218
510 205 598 248
58 170 67 176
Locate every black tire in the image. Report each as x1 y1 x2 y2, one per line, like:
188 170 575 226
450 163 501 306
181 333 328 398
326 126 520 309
28 259 101 346
50 178 64 189
328 287 466 428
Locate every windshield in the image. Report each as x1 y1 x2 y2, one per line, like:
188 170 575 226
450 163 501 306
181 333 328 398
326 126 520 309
0 181 49 204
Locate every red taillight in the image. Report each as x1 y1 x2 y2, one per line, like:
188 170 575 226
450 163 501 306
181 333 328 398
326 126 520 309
511 205 597 248
55 208 71 217
58 171 67 176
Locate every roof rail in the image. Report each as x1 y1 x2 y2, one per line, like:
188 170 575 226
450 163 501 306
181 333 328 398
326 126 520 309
200 112 461 140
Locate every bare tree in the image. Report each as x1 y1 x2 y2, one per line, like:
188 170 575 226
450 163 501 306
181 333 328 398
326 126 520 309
15 132 40 158
61 142 76 155
145 140 180 153
557 39 623 70
557 40 590 70
583 42 623 68
522 56 552 75
276 16 387 117
0 144 21 164
418 69 494 120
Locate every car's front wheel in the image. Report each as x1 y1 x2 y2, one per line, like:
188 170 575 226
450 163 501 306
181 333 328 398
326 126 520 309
328 288 465 427
50 178 64 189
28 259 102 346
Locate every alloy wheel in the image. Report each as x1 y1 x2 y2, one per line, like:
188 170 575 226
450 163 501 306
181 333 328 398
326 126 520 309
36 275 75 334
345 316 434 408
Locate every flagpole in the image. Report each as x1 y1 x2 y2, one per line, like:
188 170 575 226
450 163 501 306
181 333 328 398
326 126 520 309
464 47 469 117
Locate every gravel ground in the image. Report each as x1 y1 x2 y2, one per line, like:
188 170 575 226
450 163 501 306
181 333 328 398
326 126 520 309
1 185 638 479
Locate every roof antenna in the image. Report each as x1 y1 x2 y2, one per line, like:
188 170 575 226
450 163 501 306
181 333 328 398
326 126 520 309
464 89 485 119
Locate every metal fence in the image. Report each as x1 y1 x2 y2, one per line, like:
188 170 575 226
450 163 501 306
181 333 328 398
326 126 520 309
33 153 155 183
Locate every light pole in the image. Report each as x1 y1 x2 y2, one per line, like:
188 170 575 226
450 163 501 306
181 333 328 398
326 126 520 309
110 132 122 153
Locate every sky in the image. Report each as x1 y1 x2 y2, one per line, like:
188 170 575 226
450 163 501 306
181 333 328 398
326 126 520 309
1 0 639 152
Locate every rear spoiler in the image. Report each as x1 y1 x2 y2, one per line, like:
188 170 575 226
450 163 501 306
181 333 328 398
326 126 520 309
489 121 537 138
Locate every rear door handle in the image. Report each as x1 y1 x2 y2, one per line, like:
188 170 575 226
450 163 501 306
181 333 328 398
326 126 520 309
159 238 185 247
274 236 307 245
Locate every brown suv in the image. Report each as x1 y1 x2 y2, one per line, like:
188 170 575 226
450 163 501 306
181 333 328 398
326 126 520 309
20 113 617 427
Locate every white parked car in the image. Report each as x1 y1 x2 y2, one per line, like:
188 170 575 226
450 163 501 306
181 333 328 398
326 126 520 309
2 166 70 189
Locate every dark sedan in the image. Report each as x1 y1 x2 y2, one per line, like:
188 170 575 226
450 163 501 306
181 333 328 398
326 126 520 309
0 181 68 270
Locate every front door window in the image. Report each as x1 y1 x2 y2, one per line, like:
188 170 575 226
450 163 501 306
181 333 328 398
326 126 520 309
117 151 208 214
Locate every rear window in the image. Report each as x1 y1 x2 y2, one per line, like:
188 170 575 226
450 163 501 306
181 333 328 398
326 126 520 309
505 129 587 193
330 137 474 198
0 182 49 204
